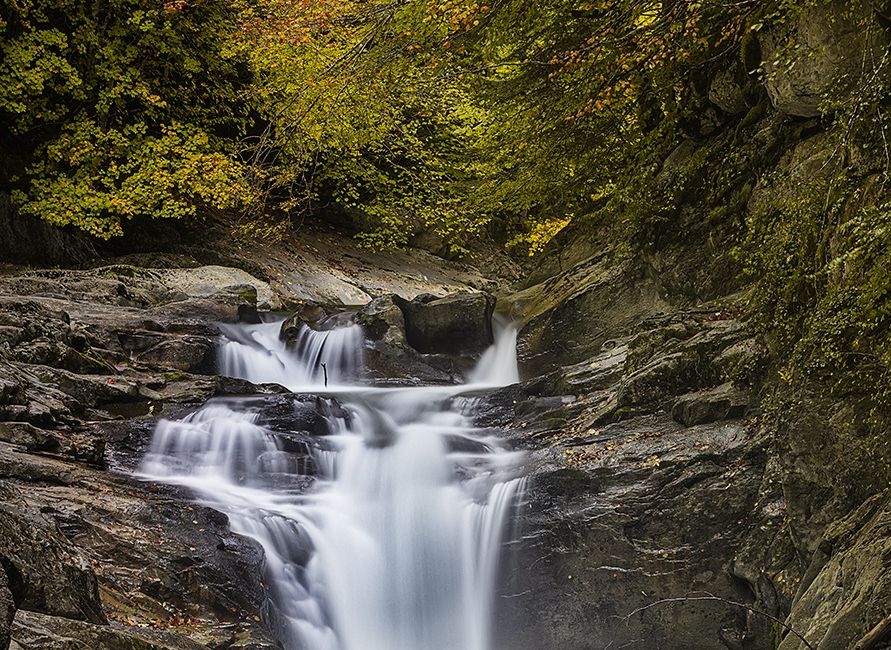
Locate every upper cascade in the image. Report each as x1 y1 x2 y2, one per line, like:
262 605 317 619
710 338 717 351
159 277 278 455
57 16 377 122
218 320 364 389
217 312 520 390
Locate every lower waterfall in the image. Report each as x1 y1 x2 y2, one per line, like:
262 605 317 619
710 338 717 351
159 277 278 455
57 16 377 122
140 316 526 650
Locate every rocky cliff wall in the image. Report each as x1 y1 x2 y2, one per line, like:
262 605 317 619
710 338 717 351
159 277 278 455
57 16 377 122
493 2 891 647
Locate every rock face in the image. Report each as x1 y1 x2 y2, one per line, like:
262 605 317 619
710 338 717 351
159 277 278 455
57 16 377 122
0 194 96 267
0 569 13 650
777 491 891 650
0 484 105 624
0 263 297 649
760 0 889 117
395 292 495 355
484 294 771 650
507 251 671 377
493 148 889 650
11 609 206 650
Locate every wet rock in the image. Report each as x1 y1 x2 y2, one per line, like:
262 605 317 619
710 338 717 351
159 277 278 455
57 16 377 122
615 318 749 412
11 610 206 650
0 444 279 648
0 269 173 310
671 383 749 426
150 296 251 324
280 300 331 334
0 482 104 624
355 294 406 347
0 565 14 650
0 423 103 466
778 491 891 650
497 410 771 650
351 294 459 385
558 343 629 394
499 280 775 648
508 253 670 376
395 292 495 355
0 380 18 406
229 394 335 439
363 349 457 386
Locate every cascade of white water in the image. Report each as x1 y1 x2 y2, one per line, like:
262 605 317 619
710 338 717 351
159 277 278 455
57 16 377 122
217 320 363 389
468 314 520 386
140 313 525 650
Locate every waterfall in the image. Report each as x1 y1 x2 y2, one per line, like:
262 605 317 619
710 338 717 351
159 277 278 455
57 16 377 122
217 320 363 389
468 315 519 386
140 317 525 650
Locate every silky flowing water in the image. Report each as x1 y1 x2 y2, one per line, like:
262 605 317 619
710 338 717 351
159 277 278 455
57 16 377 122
140 315 526 650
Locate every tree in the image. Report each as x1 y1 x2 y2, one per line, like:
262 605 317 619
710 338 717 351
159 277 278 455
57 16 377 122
1 0 254 237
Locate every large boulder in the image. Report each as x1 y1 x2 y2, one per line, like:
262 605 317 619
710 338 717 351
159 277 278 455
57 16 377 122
708 66 749 115
760 0 889 117
394 292 495 356
161 265 281 311
354 295 457 385
355 295 407 348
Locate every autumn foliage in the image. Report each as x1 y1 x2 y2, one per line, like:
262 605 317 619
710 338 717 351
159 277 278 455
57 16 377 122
0 0 839 249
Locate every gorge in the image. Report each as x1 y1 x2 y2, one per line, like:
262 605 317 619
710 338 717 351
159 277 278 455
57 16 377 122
1 0 890 647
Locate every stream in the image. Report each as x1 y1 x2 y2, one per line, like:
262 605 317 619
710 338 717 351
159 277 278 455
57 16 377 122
139 317 526 650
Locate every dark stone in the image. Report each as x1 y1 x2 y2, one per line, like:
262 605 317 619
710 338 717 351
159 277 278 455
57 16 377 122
394 292 495 355
0 422 104 466
497 412 770 650
355 295 406 344
672 383 749 426
0 194 96 267
0 482 105 624
280 301 330 337
0 565 14 650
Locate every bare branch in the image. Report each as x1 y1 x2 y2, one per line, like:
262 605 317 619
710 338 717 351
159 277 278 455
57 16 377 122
617 592 815 650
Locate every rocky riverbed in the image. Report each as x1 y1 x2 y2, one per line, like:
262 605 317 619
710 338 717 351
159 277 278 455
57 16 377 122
0 223 888 650
0 248 500 649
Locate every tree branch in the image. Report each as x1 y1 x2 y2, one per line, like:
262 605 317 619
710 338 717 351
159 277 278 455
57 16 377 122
618 592 814 650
